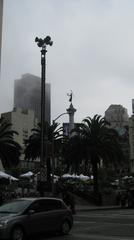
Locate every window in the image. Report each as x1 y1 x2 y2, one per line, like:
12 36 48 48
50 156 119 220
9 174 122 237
29 201 43 213
41 199 63 211
29 199 64 213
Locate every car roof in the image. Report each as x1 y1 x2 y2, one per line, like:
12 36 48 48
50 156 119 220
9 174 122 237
16 197 63 202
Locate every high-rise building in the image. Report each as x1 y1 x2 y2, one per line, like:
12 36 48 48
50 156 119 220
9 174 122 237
0 0 3 73
105 104 129 128
14 73 51 124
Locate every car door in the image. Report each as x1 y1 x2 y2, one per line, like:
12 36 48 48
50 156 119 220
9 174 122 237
36 199 54 233
24 200 47 234
41 199 66 231
27 199 57 233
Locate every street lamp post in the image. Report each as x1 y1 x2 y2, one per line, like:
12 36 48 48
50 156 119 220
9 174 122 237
52 113 68 195
35 36 53 195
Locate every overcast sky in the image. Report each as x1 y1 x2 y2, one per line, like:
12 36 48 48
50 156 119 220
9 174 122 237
1 0 134 123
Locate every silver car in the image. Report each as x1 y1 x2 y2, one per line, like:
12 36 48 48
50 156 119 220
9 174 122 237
0 197 73 240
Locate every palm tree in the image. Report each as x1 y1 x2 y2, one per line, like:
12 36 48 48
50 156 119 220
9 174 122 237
63 134 84 173
24 121 63 179
0 118 21 169
70 115 124 194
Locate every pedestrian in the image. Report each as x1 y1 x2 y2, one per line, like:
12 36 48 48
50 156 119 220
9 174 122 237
120 192 127 208
127 190 133 208
116 191 121 205
62 190 76 214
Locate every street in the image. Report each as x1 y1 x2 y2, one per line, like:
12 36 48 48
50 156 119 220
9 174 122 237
36 208 134 240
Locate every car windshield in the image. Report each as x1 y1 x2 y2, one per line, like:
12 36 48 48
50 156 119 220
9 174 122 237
0 199 32 214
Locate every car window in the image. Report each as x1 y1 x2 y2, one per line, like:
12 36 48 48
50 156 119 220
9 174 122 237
29 201 43 213
0 200 32 214
29 199 64 213
41 199 63 211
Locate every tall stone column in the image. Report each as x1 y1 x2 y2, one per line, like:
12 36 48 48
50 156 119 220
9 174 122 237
66 103 76 137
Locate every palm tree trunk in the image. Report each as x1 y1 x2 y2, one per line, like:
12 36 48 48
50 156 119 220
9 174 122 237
47 157 51 184
92 157 103 205
92 159 98 194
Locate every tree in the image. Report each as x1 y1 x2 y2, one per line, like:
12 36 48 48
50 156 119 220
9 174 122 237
24 121 63 178
63 134 84 173
69 115 124 193
0 118 21 169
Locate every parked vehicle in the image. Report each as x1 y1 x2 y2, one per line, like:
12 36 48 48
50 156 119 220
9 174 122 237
0 197 73 240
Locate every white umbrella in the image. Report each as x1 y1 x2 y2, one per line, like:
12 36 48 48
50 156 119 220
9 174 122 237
50 174 59 179
79 174 90 180
71 173 79 178
122 176 133 180
62 173 79 178
20 171 33 178
62 173 90 180
10 176 19 181
0 171 9 179
0 171 18 181
62 173 73 178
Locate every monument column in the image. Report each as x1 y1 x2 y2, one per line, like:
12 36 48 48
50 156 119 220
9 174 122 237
67 91 76 136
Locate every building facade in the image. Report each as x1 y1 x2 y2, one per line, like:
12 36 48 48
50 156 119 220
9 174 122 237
128 99 134 173
1 108 38 148
0 0 3 73
105 104 129 175
105 104 129 128
1 108 40 171
129 115 134 173
14 73 51 124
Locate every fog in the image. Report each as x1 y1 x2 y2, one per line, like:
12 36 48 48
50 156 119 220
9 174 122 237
1 0 134 123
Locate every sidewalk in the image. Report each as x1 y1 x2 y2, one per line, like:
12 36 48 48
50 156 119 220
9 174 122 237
76 203 120 211
74 194 120 211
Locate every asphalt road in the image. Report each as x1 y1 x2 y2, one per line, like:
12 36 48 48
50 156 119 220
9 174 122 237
36 208 134 240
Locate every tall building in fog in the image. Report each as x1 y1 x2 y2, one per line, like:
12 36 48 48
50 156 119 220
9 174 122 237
14 73 51 123
0 0 3 73
129 99 134 173
105 104 129 128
